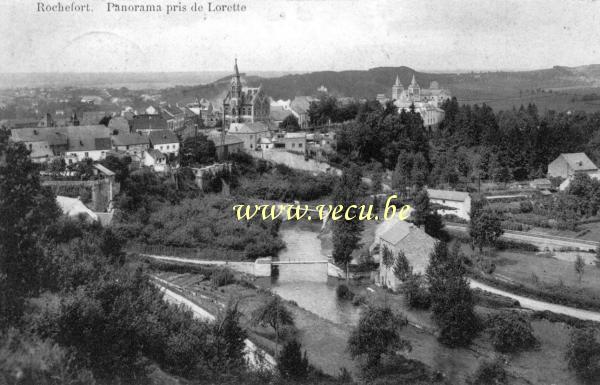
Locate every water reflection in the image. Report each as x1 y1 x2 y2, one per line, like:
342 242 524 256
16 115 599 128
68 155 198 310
257 220 362 326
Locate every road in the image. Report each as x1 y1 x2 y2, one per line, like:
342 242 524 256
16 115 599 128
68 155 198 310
446 223 599 251
469 279 600 322
153 277 277 370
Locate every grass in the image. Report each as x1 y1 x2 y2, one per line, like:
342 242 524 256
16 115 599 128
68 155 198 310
461 243 600 310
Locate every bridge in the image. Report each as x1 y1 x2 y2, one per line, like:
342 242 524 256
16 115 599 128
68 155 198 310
271 259 329 265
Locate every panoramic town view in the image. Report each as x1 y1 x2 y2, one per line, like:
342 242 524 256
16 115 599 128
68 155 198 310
3 1 600 384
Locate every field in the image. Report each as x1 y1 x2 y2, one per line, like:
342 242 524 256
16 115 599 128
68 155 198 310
462 243 600 310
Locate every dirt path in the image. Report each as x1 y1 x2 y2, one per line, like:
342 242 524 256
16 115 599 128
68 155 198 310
469 279 600 322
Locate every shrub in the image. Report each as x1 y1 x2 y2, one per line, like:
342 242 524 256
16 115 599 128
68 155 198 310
470 359 507 385
336 284 355 300
277 340 309 380
566 328 600 383
352 293 367 307
519 200 533 213
211 268 235 287
487 312 537 353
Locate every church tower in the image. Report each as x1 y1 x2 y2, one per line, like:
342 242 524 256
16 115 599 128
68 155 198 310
229 58 243 123
408 74 421 102
392 75 403 101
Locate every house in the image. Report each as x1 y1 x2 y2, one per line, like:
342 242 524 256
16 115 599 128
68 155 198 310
207 132 244 159
61 125 112 162
10 128 68 163
161 105 186 131
132 114 168 134
257 136 274 150
272 132 306 152
548 153 599 179
290 96 318 128
111 132 150 157
426 188 471 221
227 121 270 151
376 218 436 290
148 130 180 155
143 149 168 172
10 125 111 163
270 105 294 126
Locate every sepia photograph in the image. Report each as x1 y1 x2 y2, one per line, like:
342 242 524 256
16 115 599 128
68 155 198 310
2 0 600 384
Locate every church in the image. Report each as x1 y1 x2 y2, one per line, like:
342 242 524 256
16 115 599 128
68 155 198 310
222 59 270 125
381 73 450 132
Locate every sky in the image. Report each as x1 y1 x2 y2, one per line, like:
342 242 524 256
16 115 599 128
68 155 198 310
1 0 599 73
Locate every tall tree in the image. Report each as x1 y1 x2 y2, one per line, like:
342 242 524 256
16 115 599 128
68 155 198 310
0 142 59 327
426 242 478 347
347 306 411 371
332 166 364 281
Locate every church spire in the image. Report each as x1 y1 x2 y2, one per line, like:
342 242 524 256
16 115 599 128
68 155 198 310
411 74 418 87
234 58 240 78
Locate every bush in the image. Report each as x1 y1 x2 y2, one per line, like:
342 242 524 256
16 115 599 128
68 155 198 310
566 328 600 383
352 293 367 307
277 340 309 380
211 268 235 287
336 284 355 300
519 200 533 213
487 312 537 353
470 359 507 385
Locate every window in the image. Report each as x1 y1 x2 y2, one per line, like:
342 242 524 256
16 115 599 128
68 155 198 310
292 143 295 148
85 152 89 158
250 144 253 149
299 143 303 148
126 145 129 150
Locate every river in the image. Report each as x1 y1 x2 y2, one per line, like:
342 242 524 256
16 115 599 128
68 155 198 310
257 220 362 326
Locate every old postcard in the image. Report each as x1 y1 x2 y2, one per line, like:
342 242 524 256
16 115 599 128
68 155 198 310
1 1 600 384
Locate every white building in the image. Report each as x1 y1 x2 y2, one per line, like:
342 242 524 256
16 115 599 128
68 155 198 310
426 189 471 221
143 149 168 172
148 130 180 155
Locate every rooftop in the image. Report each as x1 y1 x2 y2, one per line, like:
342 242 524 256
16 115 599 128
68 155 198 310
148 129 179 145
558 153 598 171
426 188 470 202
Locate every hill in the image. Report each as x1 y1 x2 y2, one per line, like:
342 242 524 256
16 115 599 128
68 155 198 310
162 65 600 113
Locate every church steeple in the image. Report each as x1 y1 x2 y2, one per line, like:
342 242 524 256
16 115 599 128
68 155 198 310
410 74 419 88
234 58 240 79
392 74 404 101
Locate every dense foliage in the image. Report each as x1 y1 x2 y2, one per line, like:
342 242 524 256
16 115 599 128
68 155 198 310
427 242 479 347
347 306 411 370
566 328 600 383
487 312 538 353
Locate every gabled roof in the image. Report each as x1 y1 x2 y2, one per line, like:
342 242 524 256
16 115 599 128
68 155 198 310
161 105 184 118
111 132 149 147
557 153 598 172
380 220 411 246
11 125 111 152
290 96 318 114
148 130 179 145
228 122 269 134
270 106 293 121
426 188 470 202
